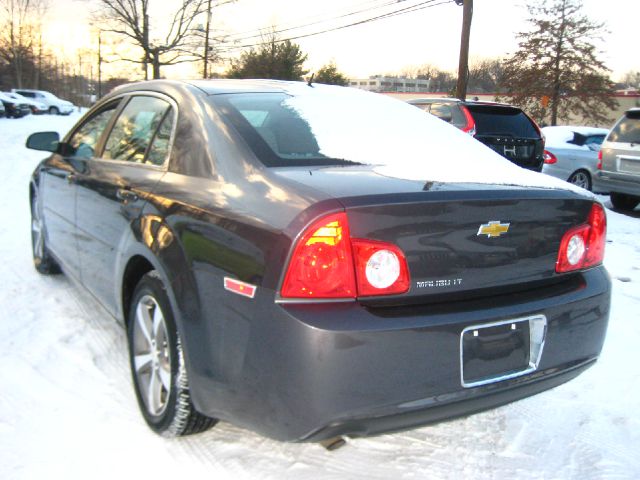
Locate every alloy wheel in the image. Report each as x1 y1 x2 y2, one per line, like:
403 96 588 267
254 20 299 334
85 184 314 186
31 196 44 260
568 171 591 190
132 294 172 416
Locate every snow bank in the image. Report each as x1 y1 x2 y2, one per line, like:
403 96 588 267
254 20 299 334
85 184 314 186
283 84 587 193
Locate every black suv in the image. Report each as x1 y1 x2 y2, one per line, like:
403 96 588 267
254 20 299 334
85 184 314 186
409 98 545 171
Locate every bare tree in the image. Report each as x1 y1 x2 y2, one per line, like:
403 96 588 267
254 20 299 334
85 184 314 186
620 71 640 90
467 58 504 93
93 0 207 79
0 0 48 88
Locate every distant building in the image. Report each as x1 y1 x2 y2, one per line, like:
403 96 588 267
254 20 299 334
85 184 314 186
349 75 431 93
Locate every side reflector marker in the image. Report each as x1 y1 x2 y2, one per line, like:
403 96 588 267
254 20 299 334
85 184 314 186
224 277 257 299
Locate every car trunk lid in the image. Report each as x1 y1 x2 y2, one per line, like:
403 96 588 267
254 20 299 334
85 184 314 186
340 192 592 304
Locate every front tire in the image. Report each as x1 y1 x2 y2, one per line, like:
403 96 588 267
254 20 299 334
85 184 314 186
31 192 61 274
128 272 216 436
610 193 639 211
49 106 59 115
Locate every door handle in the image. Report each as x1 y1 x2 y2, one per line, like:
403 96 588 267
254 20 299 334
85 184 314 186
116 188 138 202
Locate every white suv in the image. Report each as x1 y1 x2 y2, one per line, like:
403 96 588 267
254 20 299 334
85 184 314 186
12 89 74 115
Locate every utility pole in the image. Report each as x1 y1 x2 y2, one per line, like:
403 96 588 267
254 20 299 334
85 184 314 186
203 0 212 78
98 30 103 98
143 13 149 80
455 0 473 101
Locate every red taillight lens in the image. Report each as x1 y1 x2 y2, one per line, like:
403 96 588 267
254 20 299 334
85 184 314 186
543 150 557 164
281 213 410 299
597 150 603 170
460 106 476 136
556 203 606 273
352 239 410 296
281 212 356 298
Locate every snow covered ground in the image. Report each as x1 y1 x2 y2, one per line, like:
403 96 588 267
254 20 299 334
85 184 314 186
1 113 639 480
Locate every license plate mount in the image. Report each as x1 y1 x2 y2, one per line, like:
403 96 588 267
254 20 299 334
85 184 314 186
460 315 547 388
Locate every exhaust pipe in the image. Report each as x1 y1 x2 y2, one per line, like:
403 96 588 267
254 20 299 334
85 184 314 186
319 436 347 451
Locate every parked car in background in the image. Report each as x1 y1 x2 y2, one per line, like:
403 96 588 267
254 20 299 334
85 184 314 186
12 88 74 115
596 108 640 210
408 98 545 171
0 92 31 118
2 91 47 114
541 126 608 191
0 101 5 118
26 80 610 444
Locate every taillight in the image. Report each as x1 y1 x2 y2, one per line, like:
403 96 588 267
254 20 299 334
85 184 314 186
543 150 557 164
460 106 476 136
281 213 410 299
597 150 603 170
556 203 606 273
352 239 410 296
281 212 356 298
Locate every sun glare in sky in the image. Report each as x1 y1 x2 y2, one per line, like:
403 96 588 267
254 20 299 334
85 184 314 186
40 0 637 81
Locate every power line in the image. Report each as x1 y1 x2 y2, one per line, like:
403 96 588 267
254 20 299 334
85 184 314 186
223 0 404 41
218 0 453 52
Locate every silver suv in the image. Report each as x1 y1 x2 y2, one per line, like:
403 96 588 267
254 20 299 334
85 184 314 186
596 108 640 210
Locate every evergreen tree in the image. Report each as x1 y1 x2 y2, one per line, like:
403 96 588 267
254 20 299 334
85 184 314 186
227 38 308 81
313 62 348 86
501 0 617 126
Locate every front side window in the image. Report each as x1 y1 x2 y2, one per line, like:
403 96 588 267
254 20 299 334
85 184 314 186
103 96 172 165
67 103 119 159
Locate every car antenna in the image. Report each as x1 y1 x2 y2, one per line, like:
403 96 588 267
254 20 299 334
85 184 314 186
307 73 314 87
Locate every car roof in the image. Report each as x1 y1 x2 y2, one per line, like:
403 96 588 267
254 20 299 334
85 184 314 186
111 79 314 97
542 125 609 137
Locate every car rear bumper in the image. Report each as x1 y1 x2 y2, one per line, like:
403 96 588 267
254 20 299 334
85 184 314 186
188 267 610 442
594 172 640 196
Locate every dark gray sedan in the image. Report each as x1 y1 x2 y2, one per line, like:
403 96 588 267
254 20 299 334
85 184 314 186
26 80 610 444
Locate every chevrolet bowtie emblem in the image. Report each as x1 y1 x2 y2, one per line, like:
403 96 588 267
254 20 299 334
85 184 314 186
477 221 510 238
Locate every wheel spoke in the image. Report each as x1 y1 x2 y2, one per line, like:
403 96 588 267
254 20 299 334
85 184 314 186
158 364 171 390
147 368 161 414
135 302 154 345
134 353 153 373
152 305 164 338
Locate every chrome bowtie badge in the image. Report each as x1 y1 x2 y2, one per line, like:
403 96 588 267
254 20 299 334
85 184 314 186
477 221 510 238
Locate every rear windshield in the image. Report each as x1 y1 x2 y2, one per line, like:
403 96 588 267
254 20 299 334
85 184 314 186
466 105 539 138
209 88 538 174
608 112 640 143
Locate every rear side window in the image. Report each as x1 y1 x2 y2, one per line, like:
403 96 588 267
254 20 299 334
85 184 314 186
608 112 640 143
467 106 539 137
429 103 453 122
103 96 173 165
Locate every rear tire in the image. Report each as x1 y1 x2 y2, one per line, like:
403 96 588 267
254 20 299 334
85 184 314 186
610 193 639 211
127 271 217 436
31 192 61 274
567 170 592 191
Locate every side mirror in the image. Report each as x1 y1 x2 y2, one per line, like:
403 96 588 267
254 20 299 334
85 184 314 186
26 131 60 153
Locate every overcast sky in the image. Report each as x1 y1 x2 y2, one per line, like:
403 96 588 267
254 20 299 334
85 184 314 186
45 0 637 81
